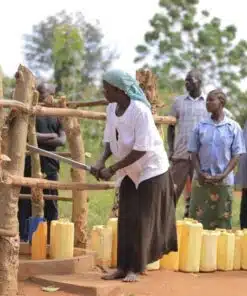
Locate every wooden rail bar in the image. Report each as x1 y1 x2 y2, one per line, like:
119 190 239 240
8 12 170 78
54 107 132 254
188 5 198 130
0 100 176 125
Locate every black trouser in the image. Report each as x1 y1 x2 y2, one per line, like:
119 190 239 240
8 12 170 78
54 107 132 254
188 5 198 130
18 172 58 242
240 188 247 229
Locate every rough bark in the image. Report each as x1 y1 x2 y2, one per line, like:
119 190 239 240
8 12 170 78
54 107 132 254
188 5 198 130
6 175 114 191
28 91 44 217
0 65 35 295
19 194 72 202
136 68 165 138
59 97 88 248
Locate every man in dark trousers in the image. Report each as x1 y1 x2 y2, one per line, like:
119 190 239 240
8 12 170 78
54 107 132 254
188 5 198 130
167 70 208 217
18 82 66 241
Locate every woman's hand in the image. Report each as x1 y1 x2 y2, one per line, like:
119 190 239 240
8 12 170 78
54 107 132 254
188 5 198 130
99 167 116 181
91 160 106 180
198 171 210 185
207 174 225 184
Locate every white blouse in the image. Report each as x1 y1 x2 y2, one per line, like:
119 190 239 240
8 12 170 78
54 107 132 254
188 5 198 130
104 100 169 188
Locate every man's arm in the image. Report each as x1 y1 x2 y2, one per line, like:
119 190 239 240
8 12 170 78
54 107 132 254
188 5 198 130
37 133 57 144
45 128 66 148
167 99 178 159
167 125 175 158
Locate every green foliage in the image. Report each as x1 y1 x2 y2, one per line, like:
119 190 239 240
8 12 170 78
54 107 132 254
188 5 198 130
2 76 15 98
23 10 117 98
135 0 247 121
52 24 84 95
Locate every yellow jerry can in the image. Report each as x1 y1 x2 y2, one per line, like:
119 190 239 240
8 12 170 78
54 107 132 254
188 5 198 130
49 220 58 259
241 229 247 269
217 231 235 271
31 221 47 260
53 220 74 259
160 220 184 271
146 260 160 271
200 230 220 272
234 230 243 270
107 218 118 268
91 225 113 267
179 220 203 273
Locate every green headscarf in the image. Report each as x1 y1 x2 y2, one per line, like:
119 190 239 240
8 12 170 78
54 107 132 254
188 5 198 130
103 69 151 109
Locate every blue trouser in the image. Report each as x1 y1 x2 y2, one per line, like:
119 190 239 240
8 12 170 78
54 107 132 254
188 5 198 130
18 172 58 242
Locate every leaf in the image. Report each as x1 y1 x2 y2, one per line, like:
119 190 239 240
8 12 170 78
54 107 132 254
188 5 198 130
41 286 60 292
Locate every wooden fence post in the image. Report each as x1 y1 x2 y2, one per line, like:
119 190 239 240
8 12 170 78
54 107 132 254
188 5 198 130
59 97 88 248
28 91 44 217
0 65 35 295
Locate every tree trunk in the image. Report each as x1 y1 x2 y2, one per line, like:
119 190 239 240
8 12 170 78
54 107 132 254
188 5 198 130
59 97 88 248
28 91 44 217
136 68 164 138
0 65 35 295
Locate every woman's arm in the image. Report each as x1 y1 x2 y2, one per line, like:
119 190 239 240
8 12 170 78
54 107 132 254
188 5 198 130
98 142 112 164
209 155 240 184
191 152 209 185
109 150 146 173
91 143 112 180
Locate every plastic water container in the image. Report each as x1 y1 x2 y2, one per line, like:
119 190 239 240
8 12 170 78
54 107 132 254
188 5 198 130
234 230 243 270
179 220 203 272
53 220 75 259
49 220 58 259
107 218 118 268
31 221 47 260
91 225 113 267
217 230 235 271
160 220 184 271
200 230 220 272
26 217 46 244
241 229 247 269
146 260 160 271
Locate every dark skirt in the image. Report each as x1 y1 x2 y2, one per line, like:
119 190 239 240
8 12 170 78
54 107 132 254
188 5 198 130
117 170 178 273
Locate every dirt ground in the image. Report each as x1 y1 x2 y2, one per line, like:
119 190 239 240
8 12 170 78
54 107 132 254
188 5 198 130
18 269 247 296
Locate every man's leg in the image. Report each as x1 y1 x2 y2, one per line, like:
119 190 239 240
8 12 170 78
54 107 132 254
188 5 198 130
170 159 192 205
44 173 59 243
183 161 194 218
240 188 247 229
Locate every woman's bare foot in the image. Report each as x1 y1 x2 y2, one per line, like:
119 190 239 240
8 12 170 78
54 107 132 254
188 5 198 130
101 269 125 280
122 271 139 282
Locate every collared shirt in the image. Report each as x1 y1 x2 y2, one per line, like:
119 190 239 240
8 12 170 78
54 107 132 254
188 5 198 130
235 120 247 188
104 100 169 188
170 93 236 160
188 116 245 186
170 94 208 159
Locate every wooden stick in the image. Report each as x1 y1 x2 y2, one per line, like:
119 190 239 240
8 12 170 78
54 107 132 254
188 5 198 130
28 91 44 217
19 194 72 202
7 175 115 191
66 99 108 108
0 65 35 296
0 100 176 125
59 97 88 248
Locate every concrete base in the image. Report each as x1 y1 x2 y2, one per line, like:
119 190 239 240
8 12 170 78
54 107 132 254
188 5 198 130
19 242 96 280
31 273 123 296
